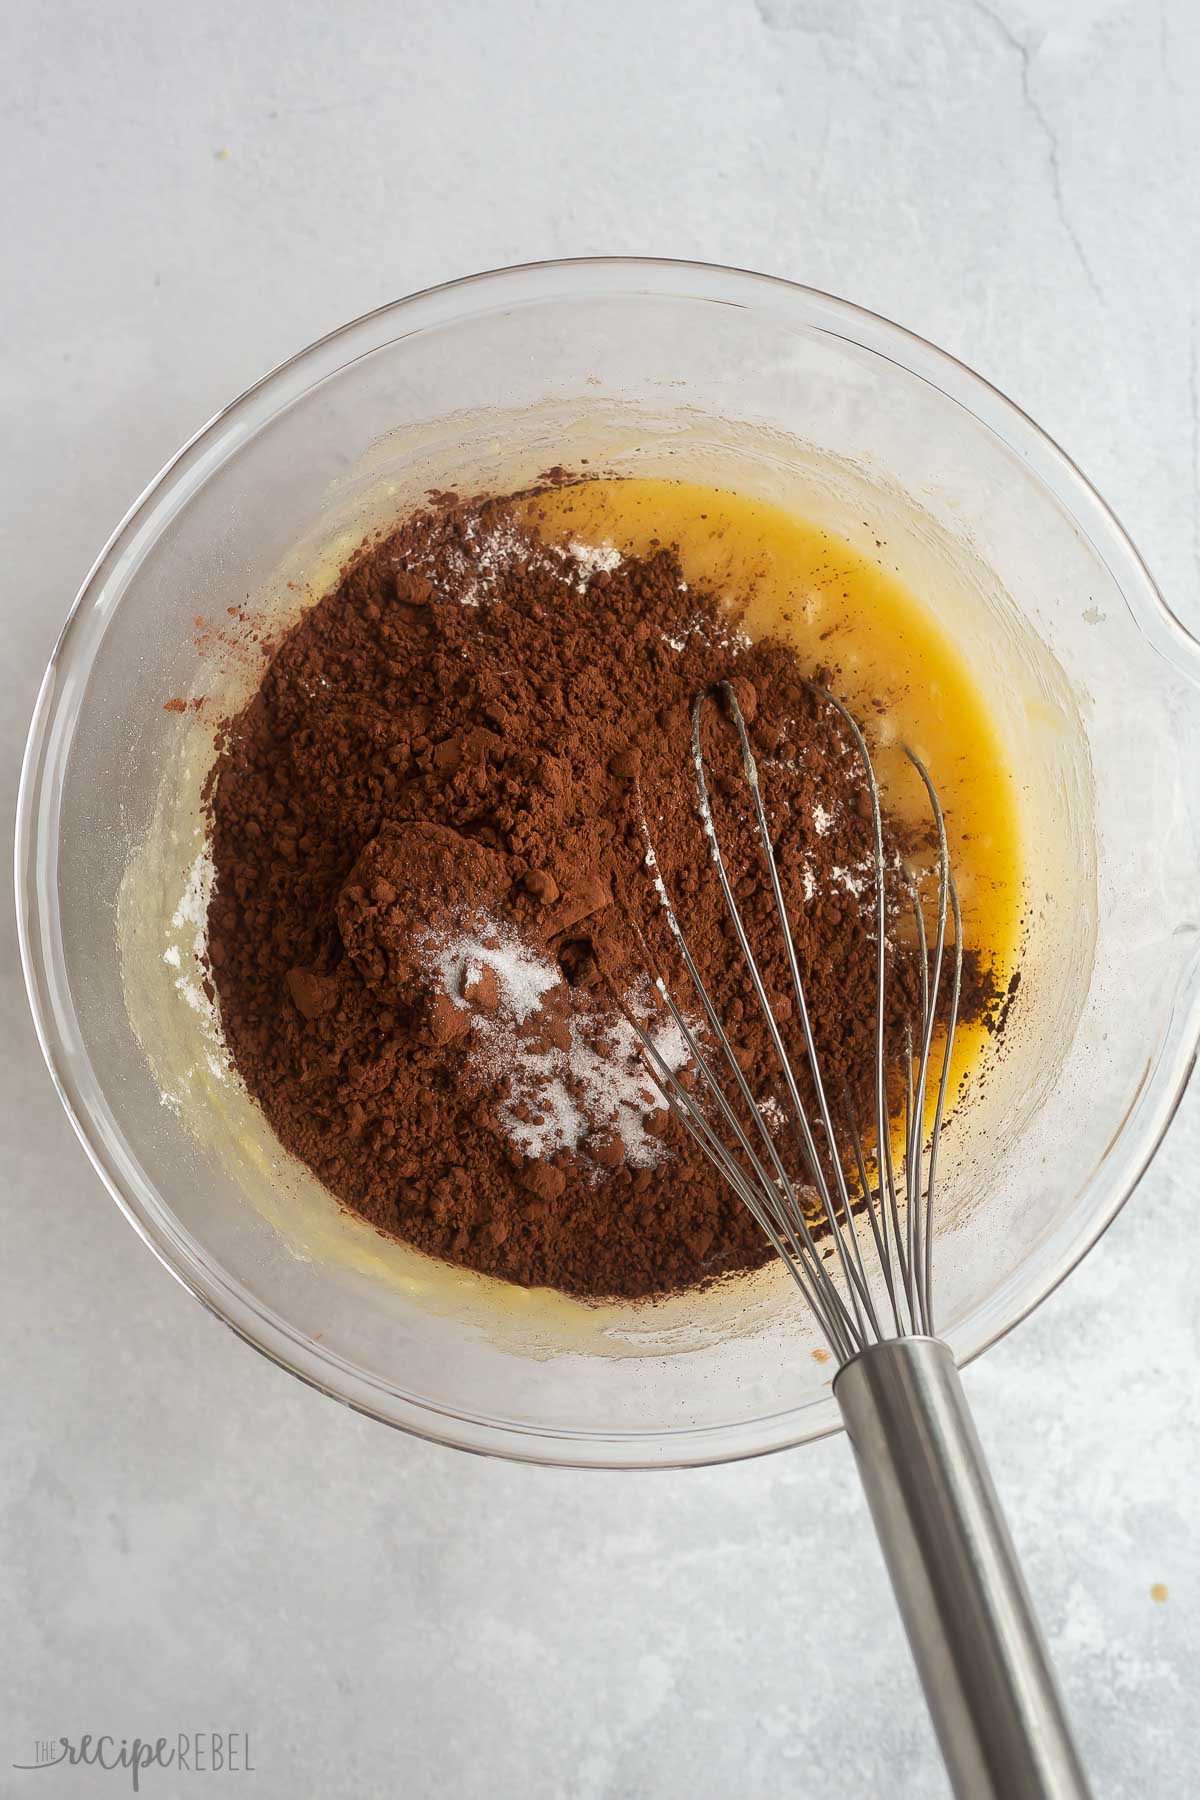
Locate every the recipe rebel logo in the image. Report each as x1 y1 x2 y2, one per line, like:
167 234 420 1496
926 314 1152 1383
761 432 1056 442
12 1733 255 1789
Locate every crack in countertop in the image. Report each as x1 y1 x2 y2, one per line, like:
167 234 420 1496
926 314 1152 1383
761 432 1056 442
968 0 1105 306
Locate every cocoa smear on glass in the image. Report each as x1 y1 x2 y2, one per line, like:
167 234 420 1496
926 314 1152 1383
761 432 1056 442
205 489 997 1300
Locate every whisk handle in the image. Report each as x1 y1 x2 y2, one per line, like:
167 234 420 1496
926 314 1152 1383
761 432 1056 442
835 1337 1091 1800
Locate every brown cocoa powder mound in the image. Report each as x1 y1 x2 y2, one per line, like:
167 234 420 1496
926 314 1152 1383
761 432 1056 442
205 492 997 1300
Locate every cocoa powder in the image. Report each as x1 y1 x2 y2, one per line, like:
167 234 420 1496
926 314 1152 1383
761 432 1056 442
205 490 996 1299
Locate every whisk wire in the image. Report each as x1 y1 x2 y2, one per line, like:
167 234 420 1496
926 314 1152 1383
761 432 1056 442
810 689 919 1339
700 693 889 1341
689 690 876 1346
631 680 964 1362
844 1100 905 1336
648 987 822 1287
648 879 847 1299
905 751 954 1337
922 870 963 1333
902 1022 920 1330
625 840 859 1355
641 1031 845 1349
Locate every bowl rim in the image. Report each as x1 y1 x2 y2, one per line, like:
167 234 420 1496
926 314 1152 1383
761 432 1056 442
16 255 1200 1468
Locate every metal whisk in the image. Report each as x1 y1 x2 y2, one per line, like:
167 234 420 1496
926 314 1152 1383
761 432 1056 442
635 683 1091 1800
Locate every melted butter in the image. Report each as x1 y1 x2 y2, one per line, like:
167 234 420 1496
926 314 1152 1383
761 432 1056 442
522 477 1024 1095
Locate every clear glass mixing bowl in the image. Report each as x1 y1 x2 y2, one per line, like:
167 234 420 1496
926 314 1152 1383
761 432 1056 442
17 259 1200 1466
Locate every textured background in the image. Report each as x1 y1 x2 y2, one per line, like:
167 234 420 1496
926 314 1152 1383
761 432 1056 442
3 2 1199 1795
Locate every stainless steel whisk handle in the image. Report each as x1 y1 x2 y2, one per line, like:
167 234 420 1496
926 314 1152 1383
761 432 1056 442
835 1338 1092 1800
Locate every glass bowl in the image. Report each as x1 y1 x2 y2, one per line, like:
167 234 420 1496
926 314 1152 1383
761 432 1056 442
17 258 1200 1467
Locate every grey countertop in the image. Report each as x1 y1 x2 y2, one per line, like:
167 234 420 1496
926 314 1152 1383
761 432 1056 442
3 2 1198 1794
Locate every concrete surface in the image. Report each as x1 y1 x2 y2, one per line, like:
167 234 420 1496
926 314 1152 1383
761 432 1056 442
3 1 1198 1794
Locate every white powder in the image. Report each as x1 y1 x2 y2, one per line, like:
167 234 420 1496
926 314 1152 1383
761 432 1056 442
758 1094 788 1134
659 609 749 657
443 521 628 608
428 927 559 1026
404 512 696 615
404 515 533 609
174 975 210 1015
812 803 834 836
464 519 529 600
164 846 226 1075
419 919 690 1170
642 838 671 911
565 539 622 579
171 848 214 954
554 1006 689 1168
543 537 625 595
